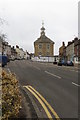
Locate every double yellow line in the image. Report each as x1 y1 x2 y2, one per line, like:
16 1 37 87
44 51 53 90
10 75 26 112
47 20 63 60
23 85 60 120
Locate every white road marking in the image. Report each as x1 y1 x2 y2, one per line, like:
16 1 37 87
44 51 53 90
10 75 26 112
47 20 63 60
45 71 61 79
72 82 80 87
7 68 11 73
33 66 41 70
69 70 78 72
55 66 78 72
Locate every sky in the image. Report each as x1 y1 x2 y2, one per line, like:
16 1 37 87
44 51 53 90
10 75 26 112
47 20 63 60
0 0 79 55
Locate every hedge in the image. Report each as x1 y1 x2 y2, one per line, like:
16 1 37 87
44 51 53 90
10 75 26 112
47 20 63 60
1 70 21 120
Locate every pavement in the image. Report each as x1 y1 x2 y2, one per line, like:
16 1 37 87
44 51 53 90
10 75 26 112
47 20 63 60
18 86 38 119
2 66 38 119
3 60 80 119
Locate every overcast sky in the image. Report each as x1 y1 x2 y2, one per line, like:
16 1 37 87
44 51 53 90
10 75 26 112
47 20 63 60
0 0 79 54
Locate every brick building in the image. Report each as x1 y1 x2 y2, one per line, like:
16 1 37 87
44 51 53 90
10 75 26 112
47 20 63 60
59 37 80 63
74 38 80 63
59 42 65 60
66 40 74 61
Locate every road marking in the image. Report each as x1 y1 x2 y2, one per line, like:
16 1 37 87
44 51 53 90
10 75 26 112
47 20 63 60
45 71 61 79
69 69 78 72
72 82 80 87
33 66 41 70
7 68 11 73
28 85 60 120
23 86 53 119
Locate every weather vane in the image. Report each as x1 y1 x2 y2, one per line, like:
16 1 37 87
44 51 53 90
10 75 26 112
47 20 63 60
42 20 44 27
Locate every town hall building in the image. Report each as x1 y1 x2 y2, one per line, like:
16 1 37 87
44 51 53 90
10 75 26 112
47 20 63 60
34 22 54 57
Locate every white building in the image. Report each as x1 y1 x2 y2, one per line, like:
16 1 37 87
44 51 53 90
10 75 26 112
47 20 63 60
16 46 25 59
19 48 25 59
24 51 30 59
2 40 11 58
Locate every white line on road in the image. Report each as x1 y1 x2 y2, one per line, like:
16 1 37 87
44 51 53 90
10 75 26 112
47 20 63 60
45 71 61 79
7 68 11 73
69 70 78 72
72 82 80 87
33 66 41 70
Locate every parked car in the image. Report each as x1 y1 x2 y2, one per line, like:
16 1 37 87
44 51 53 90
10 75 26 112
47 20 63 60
0 55 8 67
0 55 2 67
57 60 74 66
67 61 74 66
7 57 10 62
61 60 67 66
53 61 57 64
57 62 62 66
9 56 15 61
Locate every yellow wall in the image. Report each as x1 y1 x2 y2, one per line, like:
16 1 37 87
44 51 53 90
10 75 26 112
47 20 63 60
34 43 54 56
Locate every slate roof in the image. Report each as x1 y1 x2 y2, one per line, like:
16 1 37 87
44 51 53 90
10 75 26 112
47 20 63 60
34 35 54 44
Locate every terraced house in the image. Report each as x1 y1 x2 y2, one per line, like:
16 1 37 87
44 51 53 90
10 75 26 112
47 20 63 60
74 38 80 63
66 40 74 62
34 23 54 57
59 37 80 64
59 42 65 60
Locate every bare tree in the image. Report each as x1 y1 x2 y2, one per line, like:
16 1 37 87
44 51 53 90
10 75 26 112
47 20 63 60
0 33 7 41
0 17 8 42
0 17 8 26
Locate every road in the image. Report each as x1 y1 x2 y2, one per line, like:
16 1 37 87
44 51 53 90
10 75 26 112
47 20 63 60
6 60 79 119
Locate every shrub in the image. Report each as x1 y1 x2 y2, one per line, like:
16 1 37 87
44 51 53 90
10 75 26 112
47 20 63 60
1 70 21 120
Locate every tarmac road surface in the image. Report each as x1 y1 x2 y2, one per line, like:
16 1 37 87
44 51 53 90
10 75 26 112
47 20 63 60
6 60 79 119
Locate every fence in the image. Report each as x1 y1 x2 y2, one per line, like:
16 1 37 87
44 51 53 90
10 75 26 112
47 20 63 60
31 56 59 63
